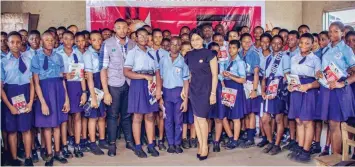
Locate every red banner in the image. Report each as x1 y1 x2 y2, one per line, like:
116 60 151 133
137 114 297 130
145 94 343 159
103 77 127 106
89 6 262 35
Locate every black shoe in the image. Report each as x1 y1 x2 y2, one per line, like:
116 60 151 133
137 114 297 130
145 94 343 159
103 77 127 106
11 159 23 166
81 141 91 152
126 142 135 150
134 148 148 158
182 138 190 149
40 148 48 161
190 138 198 148
282 140 296 151
208 133 213 144
107 144 117 157
262 143 274 153
68 136 75 147
310 143 322 154
197 154 200 159
225 140 242 150
98 140 109 150
44 156 54 166
199 154 209 161
89 142 104 155
269 145 281 155
158 141 167 150
17 144 25 159
167 145 176 153
241 139 255 148
147 146 160 157
257 139 269 148
287 146 302 160
74 145 84 158
295 150 311 163
62 145 73 159
54 153 68 164
24 158 34 166
213 142 221 152
175 145 183 154
32 149 39 163
34 137 41 150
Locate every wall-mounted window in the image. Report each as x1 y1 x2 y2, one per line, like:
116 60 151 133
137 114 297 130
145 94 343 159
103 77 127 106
323 8 355 30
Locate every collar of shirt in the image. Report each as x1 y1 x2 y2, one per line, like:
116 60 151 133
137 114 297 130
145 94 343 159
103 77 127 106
115 36 128 45
327 40 345 49
88 46 99 54
134 45 152 53
169 53 183 64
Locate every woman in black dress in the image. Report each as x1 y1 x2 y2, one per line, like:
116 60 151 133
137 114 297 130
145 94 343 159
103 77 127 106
185 29 218 160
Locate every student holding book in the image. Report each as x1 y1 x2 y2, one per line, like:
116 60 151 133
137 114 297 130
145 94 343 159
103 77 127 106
31 30 70 166
58 31 87 158
261 35 290 155
287 33 321 162
1 31 35 166
124 28 162 158
223 40 247 149
238 33 261 148
316 21 355 155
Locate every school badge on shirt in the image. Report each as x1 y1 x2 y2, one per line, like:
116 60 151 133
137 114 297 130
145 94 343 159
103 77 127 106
335 52 342 59
199 59 203 63
112 48 116 52
175 67 181 74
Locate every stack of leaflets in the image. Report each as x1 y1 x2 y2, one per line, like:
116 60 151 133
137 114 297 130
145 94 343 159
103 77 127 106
68 63 84 81
266 79 280 98
221 87 237 107
243 80 261 99
318 62 344 88
11 94 27 114
286 74 301 92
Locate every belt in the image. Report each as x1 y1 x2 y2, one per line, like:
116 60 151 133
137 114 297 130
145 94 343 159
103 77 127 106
298 75 315 79
135 70 155 75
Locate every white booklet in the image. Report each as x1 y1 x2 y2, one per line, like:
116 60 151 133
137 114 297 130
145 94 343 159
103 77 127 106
286 74 301 92
11 94 27 114
68 63 84 81
221 87 238 107
148 76 157 105
88 88 104 106
318 62 344 89
243 80 261 99
219 45 228 62
266 79 279 98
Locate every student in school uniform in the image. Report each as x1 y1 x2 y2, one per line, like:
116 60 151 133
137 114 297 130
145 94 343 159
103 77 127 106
159 37 189 154
238 33 261 148
101 18 135 156
67 25 79 37
278 29 289 51
346 31 355 54
180 33 190 43
223 40 247 150
101 28 113 41
314 31 330 59
1 31 35 166
1 32 8 58
147 34 153 48
31 30 70 166
180 26 191 36
240 26 250 35
317 21 355 155
124 28 162 158
19 29 30 52
253 26 265 52
256 33 273 148
227 30 240 42
23 30 41 59
57 31 87 158
82 30 90 50
56 26 67 45
130 31 137 43
285 30 300 58
152 28 169 150
214 24 226 37
287 33 321 162
261 35 290 155
82 30 108 155
180 42 198 149
271 27 281 37
344 26 354 37
184 29 218 160
312 33 320 53
202 24 214 48
162 38 171 52
298 25 310 36
162 30 172 39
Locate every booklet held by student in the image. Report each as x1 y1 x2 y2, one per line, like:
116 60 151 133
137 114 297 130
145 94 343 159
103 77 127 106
68 63 84 81
243 80 261 99
219 46 228 62
11 94 27 114
286 74 301 92
83 88 104 116
148 76 157 105
221 87 237 107
318 62 344 88
266 79 279 98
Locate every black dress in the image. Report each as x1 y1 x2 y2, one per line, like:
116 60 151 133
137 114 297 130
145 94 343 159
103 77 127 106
185 48 215 118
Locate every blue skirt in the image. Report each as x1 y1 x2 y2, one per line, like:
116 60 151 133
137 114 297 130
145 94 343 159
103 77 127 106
183 100 194 124
1 103 6 130
263 77 286 115
3 84 33 132
35 78 66 128
288 77 319 121
224 80 246 120
319 84 355 122
85 72 106 118
66 81 83 114
128 79 159 114
244 76 262 115
209 82 227 119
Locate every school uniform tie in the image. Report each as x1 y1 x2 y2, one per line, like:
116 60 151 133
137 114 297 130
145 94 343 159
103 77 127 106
43 56 49 70
18 56 27 74
156 50 161 63
227 61 234 71
298 56 307 64
73 54 79 63
265 56 272 70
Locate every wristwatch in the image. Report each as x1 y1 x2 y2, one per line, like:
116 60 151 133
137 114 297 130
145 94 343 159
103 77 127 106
82 90 89 94
253 89 258 92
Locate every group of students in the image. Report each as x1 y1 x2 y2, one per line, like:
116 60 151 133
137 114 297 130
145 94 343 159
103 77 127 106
1 17 355 166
